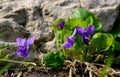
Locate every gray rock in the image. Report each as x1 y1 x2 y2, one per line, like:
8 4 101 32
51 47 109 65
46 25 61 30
40 38 56 52
3 8 28 25
80 0 120 9
90 5 119 32
0 19 29 42
80 0 120 31
0 0 20 18
0 0 55 52
42 0 80 21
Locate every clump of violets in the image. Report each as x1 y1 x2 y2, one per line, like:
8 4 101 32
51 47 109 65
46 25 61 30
16 36 35 58
62 25 94 49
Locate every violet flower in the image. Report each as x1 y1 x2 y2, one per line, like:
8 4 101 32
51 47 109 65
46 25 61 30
76 25 94 45
57 21 65 29
16 36 35 58
61 29 76 49
61 36 75 49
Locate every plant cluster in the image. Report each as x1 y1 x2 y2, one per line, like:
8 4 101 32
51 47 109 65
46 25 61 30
44 8 120 69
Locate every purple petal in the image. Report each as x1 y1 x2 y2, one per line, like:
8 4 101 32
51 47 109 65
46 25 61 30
17 46 29 58
61 36 75 49
26 36 35 46
25 45 30 58
61 42 72 49
71 28 76 38
82 35 90 45
76 26 85 35
67 36 75 45
86 25 94 35
16 38 25 46
57 21 65 29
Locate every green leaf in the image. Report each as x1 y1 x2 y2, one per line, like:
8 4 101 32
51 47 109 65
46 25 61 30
84 16 93 28
113 41 120 50
0 45 10 49
109 15 120 38
100 54 113 77
65 17 93 30
0 63 12 75
65 18 85 29
90 33 114 51
110 25 120 38
71 8 102 32
55 31 63 50
44 51 65 67
0 59 36 66
73 34 83 49
0 49 9 59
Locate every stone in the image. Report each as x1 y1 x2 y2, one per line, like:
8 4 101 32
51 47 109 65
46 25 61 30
42 0 80 21
80 0 120 32
0 19 29 43
80 0 120 9
3 8 28 26
0 0 56 52
39 38 56 52
90 5 119 32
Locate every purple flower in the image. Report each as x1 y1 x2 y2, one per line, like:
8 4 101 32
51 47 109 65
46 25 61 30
62 29 76 49
16 36 35 58
76 25 94 45
61 25 94 49
57 21 65 29
61 36 75 49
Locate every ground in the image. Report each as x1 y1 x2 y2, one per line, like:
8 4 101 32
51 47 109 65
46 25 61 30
1 60 120 77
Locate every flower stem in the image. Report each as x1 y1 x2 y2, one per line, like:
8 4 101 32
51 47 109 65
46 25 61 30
32 44 42 65
32 44 38 58
0 59 36 66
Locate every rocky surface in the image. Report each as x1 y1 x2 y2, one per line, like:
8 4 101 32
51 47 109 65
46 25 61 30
85 0 120 32
0 0 120 51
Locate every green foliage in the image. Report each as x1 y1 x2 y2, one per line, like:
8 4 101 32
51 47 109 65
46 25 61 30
44 51 65 67
0 46 10 61
84 16 93 28
100 54 113 77
74 34 83 49
0 63 12 75
52 17 95 51
90 33 114 52
65 18 84 29
55 31 64 50
0 50 9 60
65 16 93 29
110 15 120 38
51 8 103 62
110 26 120 38
113 40 120 50
71 8 102 32
0 45 10 75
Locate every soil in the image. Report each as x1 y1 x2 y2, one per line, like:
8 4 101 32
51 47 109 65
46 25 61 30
2 66 69 77
1 60 120 77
